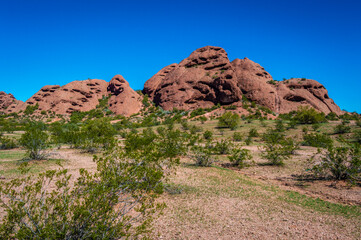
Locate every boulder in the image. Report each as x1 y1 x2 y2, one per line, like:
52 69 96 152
107 75 143 116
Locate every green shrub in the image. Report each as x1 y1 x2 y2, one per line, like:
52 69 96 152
303 133 333 148
326 112 339 121
312 123 321 131
218 112 240 130
356 120 361 127
293 106 326 124
228 148 252 168
191 146 215 167
19 121 49 160
79 119 117 152
275 120 286 132
24 103 39 115
310 143 361 183
0 143 172 238
354 130 361 143
232 132 243 142
203 130 213 140
213 139 233 155
248 128 259 138
334 123 351 134
0 136 18 150
260 129 296 166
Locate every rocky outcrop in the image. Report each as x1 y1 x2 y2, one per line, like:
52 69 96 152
107 75 142 116
143 46 342 115
0 92 24 113
0 76 143 116
22 79 109 114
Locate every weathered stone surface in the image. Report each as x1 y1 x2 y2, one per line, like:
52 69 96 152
107 75 142 116
22 79 108 114
143 46 342 115
0 92 24 113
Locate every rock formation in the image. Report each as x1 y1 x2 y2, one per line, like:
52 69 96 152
107 75 142 116
143 46 342 115
0 92 24 113
21 79 109 115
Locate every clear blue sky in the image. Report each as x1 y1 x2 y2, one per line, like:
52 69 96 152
1 0 360 112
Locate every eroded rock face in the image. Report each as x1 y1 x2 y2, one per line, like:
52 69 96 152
143 46 342 115
107 75 142 116
0 92 24 113
23 79 109 114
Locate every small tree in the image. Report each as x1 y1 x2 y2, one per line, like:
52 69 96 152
218 112 240 130
19 121 49 160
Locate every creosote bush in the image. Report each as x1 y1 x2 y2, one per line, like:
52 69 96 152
217 112 240 130
0 143 173 239
260 129 297 166
19 121 49 160
191 146 215 167
228 148 253 168
293 106 326 124
303 133 333 148
310 143 361 184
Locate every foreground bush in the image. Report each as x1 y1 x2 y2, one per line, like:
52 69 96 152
310 143 361 184
19 121 49 160
0 142 175 238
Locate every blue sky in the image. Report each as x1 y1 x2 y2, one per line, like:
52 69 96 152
1 0 360 112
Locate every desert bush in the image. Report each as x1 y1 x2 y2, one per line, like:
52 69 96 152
287 119 297 129
334 123 351 134
293 106 326 124
260 129 295 166
212 139 233 155
189 125 203 134
217 112 240 130
19 121 49 160
302 133 333 148
354 130 361 143
78 119 117 152
0 142 172 239
248 128 259 138
244 136 252 145
275 120 286 132
232 132 243 142
326 112 339 121
24 103 39 115
0 135 18 150
228 148 253 168
191 146 215 167
203 130 213 140
310 143 361 183
356 120 361 127
312 123 321 131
